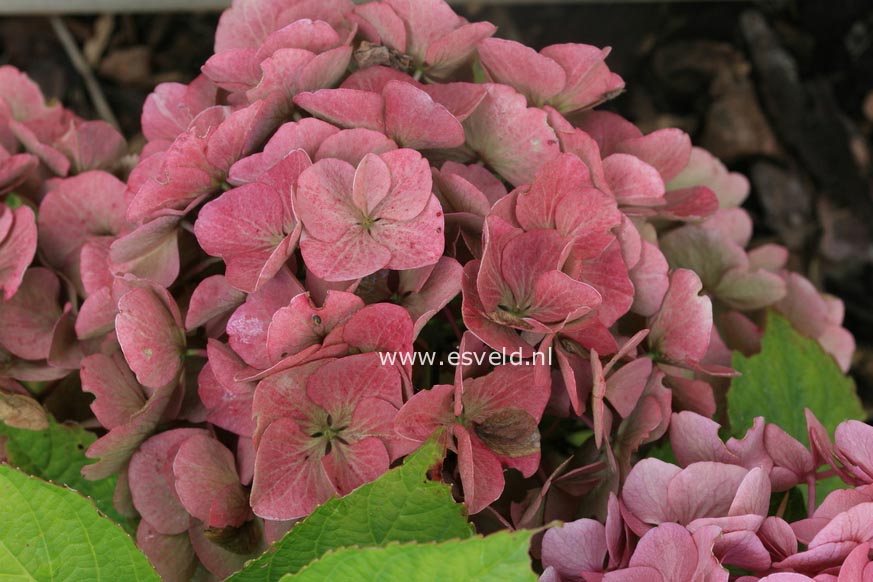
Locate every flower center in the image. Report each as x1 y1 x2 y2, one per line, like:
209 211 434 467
310 413 349 454
360 215 379 231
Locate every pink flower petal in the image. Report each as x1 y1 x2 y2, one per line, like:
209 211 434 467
0 205 37 300
81 352 146 430
383 81 464 149
251 417 336 520
294 88 385 132
266 291 363 362
455 424 504 514
199 339 257 437
226 267 304 369
541 44 625 113
173 434 250 528
109 216 181 288
185 275 246 332
129 428 208 534
322 436 391 497
648 269 712 367
115 285 185 389
602 153 666 207
464 84 560 187
477 38 565 105
0 267 61 360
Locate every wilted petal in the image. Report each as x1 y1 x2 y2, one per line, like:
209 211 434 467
455 424 505 514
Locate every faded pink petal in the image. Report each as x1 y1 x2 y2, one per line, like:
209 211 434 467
81 352 146 430
455 424 504 514
141 77 217 143
266 291 363 362
136 520 196 582
0 205 37 300
383 81 465 149
185 275 246 332
251 417 336 520
54 120 126 173
173 434 250 528
0 267 62 360
602 153 666 208
294 88 385 132
478 38 566 105
394 384 455 444
464 84 560 187
115 285 185 389
195 152 307 293
226 267 304 369
648 269 712 367
109 216 180 287
198 340 257 437
129 428 207 534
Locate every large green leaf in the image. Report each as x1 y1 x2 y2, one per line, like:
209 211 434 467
281 530 536 582
228 438 473 582
0 464 158 581
727 311 864 444
0 417 126 526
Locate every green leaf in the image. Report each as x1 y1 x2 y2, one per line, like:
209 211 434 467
728 311 864 446
281 530 537 582
0 417 127 527
227 438 473 582
0 464 158 581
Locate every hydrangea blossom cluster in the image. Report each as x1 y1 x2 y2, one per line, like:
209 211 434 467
0 65 126 395
0 0 860 580
541 411 873 581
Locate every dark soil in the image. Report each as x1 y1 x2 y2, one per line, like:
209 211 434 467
2 0 871 404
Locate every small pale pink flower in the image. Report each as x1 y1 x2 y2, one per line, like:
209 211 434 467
478 38 624 113
296 149 444 281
